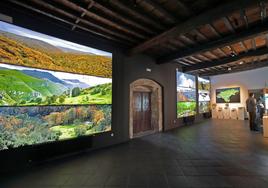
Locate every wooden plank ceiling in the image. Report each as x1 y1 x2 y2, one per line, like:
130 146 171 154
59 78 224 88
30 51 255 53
4 0 268 76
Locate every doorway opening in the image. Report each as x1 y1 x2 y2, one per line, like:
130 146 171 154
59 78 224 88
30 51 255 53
129 79 162 139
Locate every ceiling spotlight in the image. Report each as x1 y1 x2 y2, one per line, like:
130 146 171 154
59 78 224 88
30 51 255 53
239 61 244 65
228 67 232 71
230 51 236 57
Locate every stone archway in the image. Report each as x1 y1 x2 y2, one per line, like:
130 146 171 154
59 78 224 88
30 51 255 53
129 79 163 139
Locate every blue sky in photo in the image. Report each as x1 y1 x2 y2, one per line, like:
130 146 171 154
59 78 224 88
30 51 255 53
0 21 112 57
198 77 210 83
177 72 196 88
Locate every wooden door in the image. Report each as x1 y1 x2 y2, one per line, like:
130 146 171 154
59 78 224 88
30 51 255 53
133 92 152 134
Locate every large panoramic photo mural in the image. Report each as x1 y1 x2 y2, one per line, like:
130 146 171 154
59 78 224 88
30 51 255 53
176 71 196 118
0 21 112 150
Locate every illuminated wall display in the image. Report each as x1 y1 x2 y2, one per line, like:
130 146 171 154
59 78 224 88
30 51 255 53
176 70 196 118
198 77 211 113
216 87 241 103
0 21 112 150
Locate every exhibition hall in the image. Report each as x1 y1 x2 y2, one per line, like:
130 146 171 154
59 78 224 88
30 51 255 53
1 0 268 187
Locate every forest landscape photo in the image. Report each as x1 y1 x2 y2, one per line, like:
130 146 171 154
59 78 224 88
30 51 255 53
0 21 112 150
0 105 111 150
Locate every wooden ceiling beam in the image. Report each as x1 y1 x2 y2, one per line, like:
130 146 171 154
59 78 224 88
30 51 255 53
197 54 211 61
182 58 196 64
200 58 268 76
176 0 192 16
252 38 257 50
212 67 221 70
157 21 268 64
72 0 94 31
10 0 133 44
165 43 178 51
260 1 267 22
217 48 227 56
107 0 166 31
82 0 156 35
179 35 196 45
129 0 262 55
53 0 147 39
137 0 178 23
207 23 221 38
169 39 185 48
266 34 268 47
240 41 248 52
177 60 191 66
192 29 208 41
183 47 268 72
209 51 219 58
240 9 249 28
222 16 235 33
188 56 202 62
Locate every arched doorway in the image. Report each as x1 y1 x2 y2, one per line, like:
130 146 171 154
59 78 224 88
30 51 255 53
129 79 163 139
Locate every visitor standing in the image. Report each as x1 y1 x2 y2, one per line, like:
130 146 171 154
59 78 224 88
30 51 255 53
257 97 265 126
246 93 257 131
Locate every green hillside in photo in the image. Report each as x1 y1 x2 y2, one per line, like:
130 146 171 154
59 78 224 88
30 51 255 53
177 102 196 118
62 83 112 105
0 69 65 105
0 68 112 106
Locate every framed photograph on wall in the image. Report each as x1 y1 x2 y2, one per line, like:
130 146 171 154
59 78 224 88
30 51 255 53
198 77 211 113
216 87 240 103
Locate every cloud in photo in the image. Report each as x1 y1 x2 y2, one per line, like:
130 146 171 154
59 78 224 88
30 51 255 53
177 73 195 88
198 77 210 83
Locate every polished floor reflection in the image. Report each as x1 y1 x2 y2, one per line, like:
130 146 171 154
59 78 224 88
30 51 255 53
2 119 268 188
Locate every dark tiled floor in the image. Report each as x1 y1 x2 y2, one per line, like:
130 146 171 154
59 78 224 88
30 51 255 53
1 119 268 188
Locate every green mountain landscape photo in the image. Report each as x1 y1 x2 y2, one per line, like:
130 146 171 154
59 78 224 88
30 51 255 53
0 64 112 106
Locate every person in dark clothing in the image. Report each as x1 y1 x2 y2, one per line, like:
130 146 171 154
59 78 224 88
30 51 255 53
257 97 265 125
246 93 257 131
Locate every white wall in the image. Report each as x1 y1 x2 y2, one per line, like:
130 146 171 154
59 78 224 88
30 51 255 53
210 67 268 110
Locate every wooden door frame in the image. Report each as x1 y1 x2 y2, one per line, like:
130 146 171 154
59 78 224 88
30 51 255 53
129 79 163 139
133 91 152 134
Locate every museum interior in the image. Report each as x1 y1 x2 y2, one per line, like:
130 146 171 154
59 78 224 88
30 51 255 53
1 0 268 187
